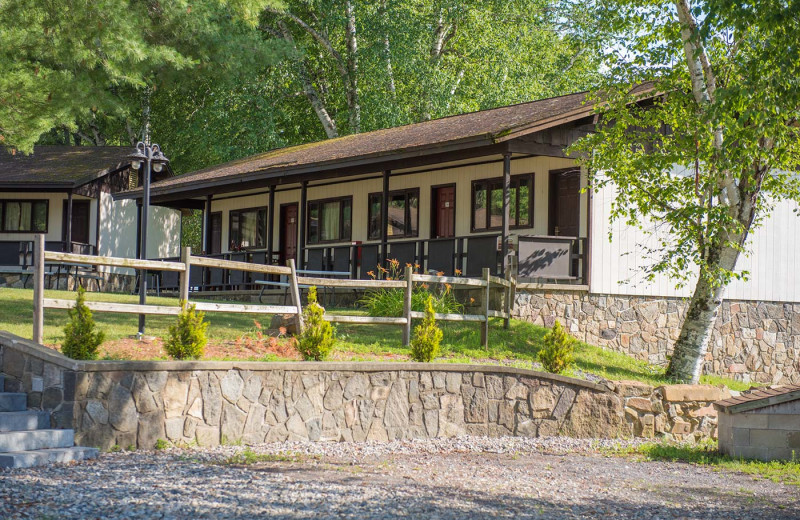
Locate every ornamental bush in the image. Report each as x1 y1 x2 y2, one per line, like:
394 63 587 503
296 286 335 361
61 287 105 360
164 302 209 360
410 294 443 362
538 320 575 374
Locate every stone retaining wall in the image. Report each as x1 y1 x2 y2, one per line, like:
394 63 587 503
1 331 726 450
514 289 800 386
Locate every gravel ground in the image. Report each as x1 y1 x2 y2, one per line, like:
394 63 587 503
1 437 797 519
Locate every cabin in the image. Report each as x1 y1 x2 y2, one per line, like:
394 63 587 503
0 146 180 288
117 90 800 385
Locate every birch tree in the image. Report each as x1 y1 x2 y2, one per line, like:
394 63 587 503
569 0 800 382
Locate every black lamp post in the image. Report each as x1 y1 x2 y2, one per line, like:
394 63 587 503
128 142 169 338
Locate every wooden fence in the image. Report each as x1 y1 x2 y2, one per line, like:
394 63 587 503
30 235 514 349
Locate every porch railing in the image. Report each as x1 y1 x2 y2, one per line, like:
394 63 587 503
516 235 587 284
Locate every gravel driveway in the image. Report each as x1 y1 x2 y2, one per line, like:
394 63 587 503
1 437 797 519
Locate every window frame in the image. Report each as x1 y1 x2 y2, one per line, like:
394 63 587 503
228 206 268 250
306 196 353 245
0 199 49 233
367 188 420 241
470 173 535 233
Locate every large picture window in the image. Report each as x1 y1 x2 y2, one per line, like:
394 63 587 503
368 189 419 240
308 197 352 244
471 174 533 232
0 200 48 232
229 207 267 250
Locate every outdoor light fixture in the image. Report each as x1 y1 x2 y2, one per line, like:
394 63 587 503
128 141 169 338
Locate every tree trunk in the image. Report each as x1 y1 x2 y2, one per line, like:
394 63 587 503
666 242 742 383
345 0 360 133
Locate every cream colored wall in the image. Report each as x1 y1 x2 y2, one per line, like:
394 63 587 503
208 155 582 254
98 194 181 274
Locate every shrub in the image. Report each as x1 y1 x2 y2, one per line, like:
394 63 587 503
410 294 443 362
296 286 335 361
61 287 105 360
360 260 463 317
164 302 209 360
538 320 575 374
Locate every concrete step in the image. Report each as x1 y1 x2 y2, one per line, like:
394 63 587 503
0 393 26 413
0 411 50 432
0 429 74 452
0 446 99 469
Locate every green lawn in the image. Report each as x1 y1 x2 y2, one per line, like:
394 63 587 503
608 440 800 487
0 287 751 390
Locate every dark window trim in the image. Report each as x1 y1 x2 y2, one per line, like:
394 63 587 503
307 195 353 245
228 205 268 250
367 188 420 240
470 173 535 233
0 198 49 233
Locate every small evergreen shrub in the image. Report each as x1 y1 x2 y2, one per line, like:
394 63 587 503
164 302 209 360
296 286 335 361
61 287 105 360
410 295 443 362
538 320 575 374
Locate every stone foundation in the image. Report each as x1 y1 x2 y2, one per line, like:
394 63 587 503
514 289 800 385
1 331 728 450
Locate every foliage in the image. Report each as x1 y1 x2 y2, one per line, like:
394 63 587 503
3 0 283 153
61 287 105 360
538 321 575 374
154 438 171 451
609 440 800 488
360 259 462 317
567 0 800 382
410 295 443 362
296 286 335 361
164 302 209 360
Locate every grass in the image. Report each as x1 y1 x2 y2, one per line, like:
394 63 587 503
0 287 752 390
608 440 800 487
220 447 317 465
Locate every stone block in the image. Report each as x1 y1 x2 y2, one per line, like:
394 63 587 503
732 427 750 446
165 417 184 441
343 374 369 400
138 410 166 449
220 370 244 403
163 377 189 418
445 373 462 393
659 384 725 402
196 425 220 447
730 413 769 429
626 397 653 413
767 414 800 431
613 380 654 397
748 428 791 448
383 380 409 428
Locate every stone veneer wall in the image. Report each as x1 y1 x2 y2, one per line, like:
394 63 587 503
514 288 800 386
0 331 729 449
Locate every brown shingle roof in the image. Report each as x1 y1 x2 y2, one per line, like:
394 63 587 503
0 146 132 189
131 90 595 199
714 384 800 413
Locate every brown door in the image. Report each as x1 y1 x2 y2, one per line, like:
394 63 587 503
280 203 299 263
63 200 91 245
209 212 222 255
432 185 456 238
549 169 580 237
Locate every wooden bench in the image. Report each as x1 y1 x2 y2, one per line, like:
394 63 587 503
255 269 350 304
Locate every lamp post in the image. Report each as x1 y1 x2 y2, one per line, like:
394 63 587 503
128 142 169 338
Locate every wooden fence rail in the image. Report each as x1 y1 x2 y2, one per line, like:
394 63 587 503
31 235 514 349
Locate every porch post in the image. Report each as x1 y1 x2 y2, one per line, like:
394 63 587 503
299 180 308 269
135 202 142 259
381 170 390 269
65 191 73 253
202 195 212 253
501 152 511 277
95 193 101 256
267 185 275 264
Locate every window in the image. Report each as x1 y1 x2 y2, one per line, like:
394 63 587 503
0 199 48 232
471 174 533 231
368 189 419 240
229 207 267 249
307 197 352 244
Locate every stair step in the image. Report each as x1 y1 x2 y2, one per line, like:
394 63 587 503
0 393 26 413
0 446 99 469
0 411 50 432
0 429 74 452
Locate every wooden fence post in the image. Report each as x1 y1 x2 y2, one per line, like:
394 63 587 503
402 265 413 346
179 246 191 305
33 234 45 344
481 268 491 350
287 259 304 333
